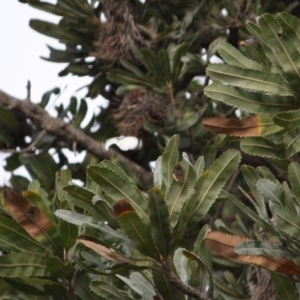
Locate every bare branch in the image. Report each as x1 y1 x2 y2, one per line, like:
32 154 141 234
0 89 154 189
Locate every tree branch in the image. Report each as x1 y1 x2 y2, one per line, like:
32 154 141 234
0 89 154 189
161 261 211 300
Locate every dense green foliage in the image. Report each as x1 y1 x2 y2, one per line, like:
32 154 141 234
2 0 300 299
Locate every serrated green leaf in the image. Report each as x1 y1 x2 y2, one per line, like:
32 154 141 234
153 156 163 189
0 253 50 277
235 240 300 260
29 19 87 47
288 162 300 205
148 188 171 257
166 160 197 230
204 83 298 113
90 280 134 300
87 166 149 224
0 216 47 254
218 42 264 71
75 274 103 300
194 156 204 177
58 219 78 250
206 64 296 97
259 14 300 86
241 165 268 218
274 109 300 129
241 128 300 160
277 12 300 51
178 150 241 235
114 200 159 260
45 254 74 278
220 190 273 232
108 68 156 89
55 210 132 246
63 185 98 214
256 178 284 205
271 272 299 300
161 135 179 194
19 152 57 191
159 49 172 82
273 205 300 240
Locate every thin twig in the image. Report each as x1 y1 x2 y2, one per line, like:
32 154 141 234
1 130 47 154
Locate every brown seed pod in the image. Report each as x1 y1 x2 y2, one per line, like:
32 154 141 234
92 3 154 64
112 89 169 137
248 267 279 300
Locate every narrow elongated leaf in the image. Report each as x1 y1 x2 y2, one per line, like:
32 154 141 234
19 152 57 191
159 49 172 82
256 178 284 205
274 109 300 129
194 156 204 176
29 19 87 47
273 205 300 240
241 165 268 218
75 274 103 300
235 240 300 260
58 219 78 250
206 64 295 97
277 12 300 51
241 128 300 160
129 272 156 299
114 200 159 260
0 216 47 254
161 135 179 194
0 253 50 277
245 21 284 77
148 188 171 257
55 210 132 246
202 114 282 137
193 225 212 274
204 83 298 113
218 42 264 71
45 254 74 277
178 150 240 234
206 232 300 275
153 156 163 189
87 166 149 224
259 14 300 86
90 280 133 300
220 190 273 231
166 160 197 230
270 272 299 300
78 237 132 263
288 162 300 204
63 185 98 214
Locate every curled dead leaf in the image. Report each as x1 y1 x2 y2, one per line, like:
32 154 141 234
78 236 132 263
3 188 52 238
206 231 300 276
202 115 262 137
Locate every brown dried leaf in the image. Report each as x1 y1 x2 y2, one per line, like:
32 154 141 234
206 231 300 276
3 188 52 238
202 115 261 137
78 236 132 263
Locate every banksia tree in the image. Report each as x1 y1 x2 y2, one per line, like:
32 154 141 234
1 0 300 299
